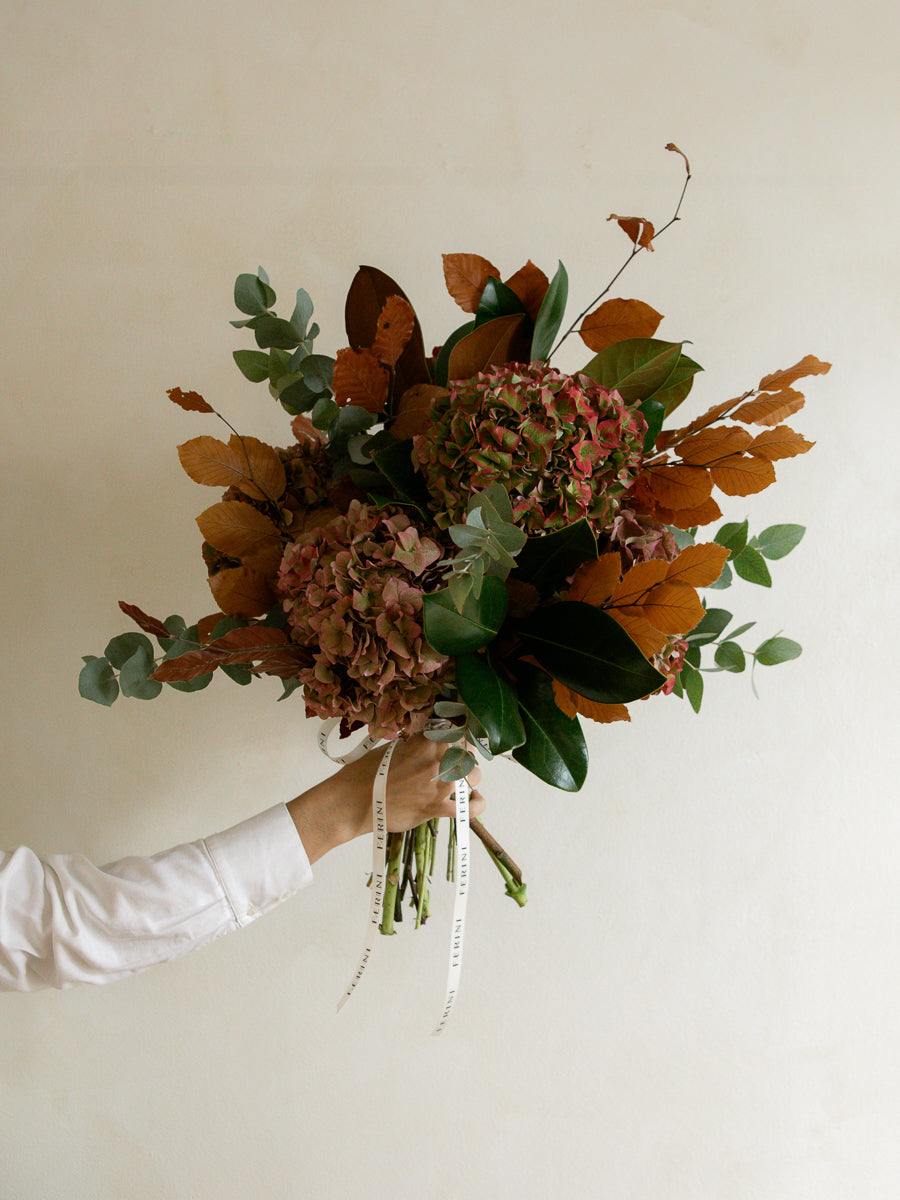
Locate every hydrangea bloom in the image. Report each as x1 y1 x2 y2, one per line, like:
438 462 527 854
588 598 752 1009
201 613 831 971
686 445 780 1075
413 363 646 535
277 501 449 739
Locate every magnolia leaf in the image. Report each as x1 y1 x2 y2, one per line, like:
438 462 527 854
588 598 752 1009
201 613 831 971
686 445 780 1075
196 501 282 560
332 347 390 413
709 454 776 497
646 351 702 417
503 260 549 321
582 339 682 404
232 350 270 383
608 213 655 250
752 524 805 560
732 546 772 587
368 435 432 512
757 355 830 392
423 576 508 655
514 518 597 597
755 636 802 666
676 425 753 465
732 389 805 426
442 253 501 313
510 661 588 792
531 261 568 361
551 679 630 724
208 566 277 618
455 653 526 755
372 295 416 368
166 387 214 414
391 384 448 440
177 435 286 502
117 602 171 640
78 657 119 706
344 265 429 397
565 553 622 607
747 426 815 461
446 313 528 381
579 298 664 353
432 320 476 387
475 277 528 327
663 542 730 588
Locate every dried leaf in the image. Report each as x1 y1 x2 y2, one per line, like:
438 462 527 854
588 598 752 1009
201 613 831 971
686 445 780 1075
657 496 722 529
177 435 286 503
606 610 668 658
290 414 324 445
372 295 416 368
631 580 705 635
152 626 291 682
118 601 170 639
709 454 777 497
344 266 429 398
196 613 228 643
608 559 669 607
656 396 747 449
442 253 501 313
504 260 550 321
565 553 622 606
732 389 805 426
664 543 731 588
332 347 390 413
446 313 528 382
391 384 448 440
608 214 655 251
167 387 214 414
579 298 664 353
758 355 830 393
208 566 277 618
643 463 713 510
196 501 282 560
666 142 691 176
676 425 753 465
747 425 815 461
552 679 630 724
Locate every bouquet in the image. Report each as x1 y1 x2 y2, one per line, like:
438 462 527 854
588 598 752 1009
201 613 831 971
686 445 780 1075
80 146 828 937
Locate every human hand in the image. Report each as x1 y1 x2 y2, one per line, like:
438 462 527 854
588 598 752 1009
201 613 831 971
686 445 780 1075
287 736 484 864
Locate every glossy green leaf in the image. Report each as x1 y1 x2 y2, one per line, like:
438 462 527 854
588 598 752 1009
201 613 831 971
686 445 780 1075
233 349 270 383
733 546 772 587
751 524 805 560
513 518 597 597
714 641 746 672
519 602 666 704
639 396 666 452
581 338 682 403
423 576 508 655
368 435 432 512
78 656 119 706
104 632 155 670
510 661 588 792
754 637 802 666
645 350 702 416
432 320 476 387
475 277 528 327
455 653 526 754
234 273 275 316
531 261 568 361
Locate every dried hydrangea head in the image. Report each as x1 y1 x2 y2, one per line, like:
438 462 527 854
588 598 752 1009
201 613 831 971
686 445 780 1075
605 506 680 566
277 500 450 739
413 363 647 535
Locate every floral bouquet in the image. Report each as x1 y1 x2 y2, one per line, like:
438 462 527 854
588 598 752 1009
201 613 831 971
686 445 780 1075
80 147 828 934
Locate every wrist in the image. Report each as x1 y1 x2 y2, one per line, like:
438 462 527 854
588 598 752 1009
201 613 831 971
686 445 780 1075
286 777 367 864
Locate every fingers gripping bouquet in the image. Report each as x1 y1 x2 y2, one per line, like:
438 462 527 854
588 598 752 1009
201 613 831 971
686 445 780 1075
81 147 828 934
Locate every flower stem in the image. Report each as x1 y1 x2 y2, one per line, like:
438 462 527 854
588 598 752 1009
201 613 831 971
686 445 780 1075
470 817 528 907
380 830 406 935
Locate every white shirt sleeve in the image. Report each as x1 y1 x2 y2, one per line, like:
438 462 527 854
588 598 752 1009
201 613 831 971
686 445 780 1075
0 803 313 992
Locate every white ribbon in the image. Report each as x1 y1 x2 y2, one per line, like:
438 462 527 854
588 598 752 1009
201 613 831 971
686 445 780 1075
432 774 470 1036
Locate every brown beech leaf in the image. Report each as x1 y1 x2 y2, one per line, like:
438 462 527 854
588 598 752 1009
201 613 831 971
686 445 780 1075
208 566 277 618
167 387 214 414
290 414 324 445
676 425 753 465
118 601 171 639
566 553 622 607
391 384 449 440
344 266 429 398
332 347 390 413
196 501 282 560
666 142 691 176
644 463 713 510
504 260 550 321
656 396 748 450
758 355 830 393
606 610 668 659
664 543 730 588
196 613 228 643
608 214 655 250
372 295 416 368
732 389 805 426
152 626 291 682
442 253 501 313
579 298 664 353
552 679 630 724
177 435 286 503
709 454 776 497
608 559 669 607
632 580 705 635
447 313 528 382
658 496 723 529
747 425 814 461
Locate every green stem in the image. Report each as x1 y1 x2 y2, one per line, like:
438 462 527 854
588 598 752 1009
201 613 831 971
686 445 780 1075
380 831 406 935
470 817 528 907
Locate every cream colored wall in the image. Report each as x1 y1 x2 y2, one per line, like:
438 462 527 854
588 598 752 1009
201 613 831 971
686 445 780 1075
2 1 898 1196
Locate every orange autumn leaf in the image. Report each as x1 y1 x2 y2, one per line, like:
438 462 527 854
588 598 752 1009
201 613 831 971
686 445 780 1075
747 425 815 461
608 213 655 250
648 495 723 530
656 396 749 449
332 347 390 413
372 295 416 368
446 313 527 381
758 354 830 393
664 542 730 588
391 383 448 440
666 142 691 176
442 253 500 313
177 435 286 503
732 389 805 426
196 501 282 560
675 425 753 465
608 559 669 607
552 678 630 724
167 386 214 414
504 260 549 321
606 610 668 659
709 454 776 496
565 553 622 606
196 612 228 643
208 565 277 618
644 462 713 510
579 297 664 353
631 580 706 636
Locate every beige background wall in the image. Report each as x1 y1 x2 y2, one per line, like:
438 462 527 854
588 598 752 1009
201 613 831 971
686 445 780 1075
2 2 898 1197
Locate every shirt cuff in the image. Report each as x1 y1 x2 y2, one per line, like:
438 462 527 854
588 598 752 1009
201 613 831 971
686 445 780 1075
204 803 313 927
